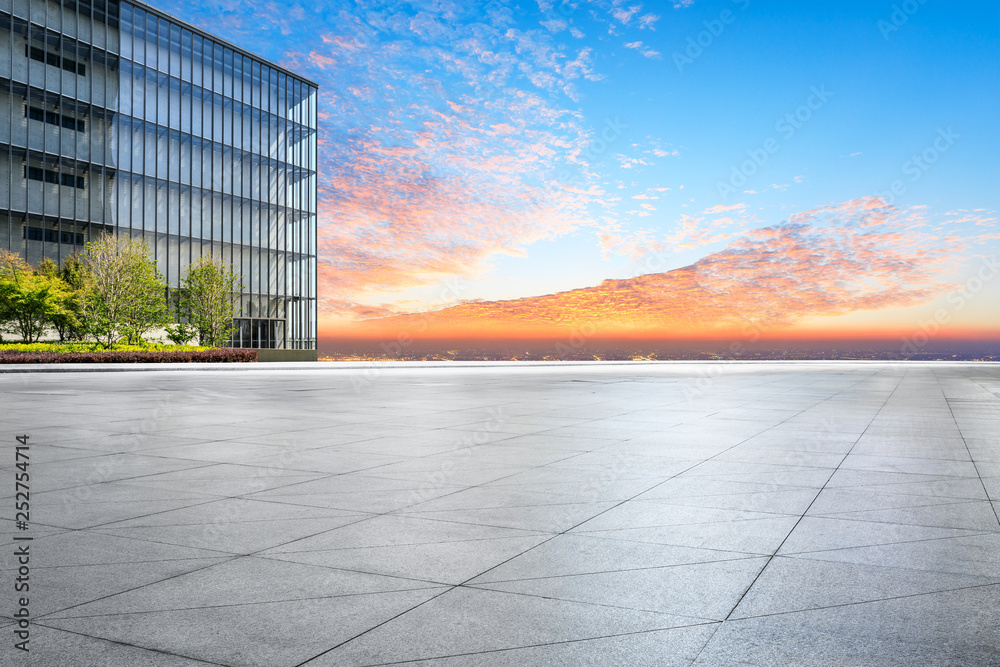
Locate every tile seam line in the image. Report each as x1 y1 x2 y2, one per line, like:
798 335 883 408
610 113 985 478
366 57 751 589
292 586 455 667
289 370 857 666
25 621 230 666
937 371 1000 529
31 555 246 621
34 584 450 622
767 551 1000 582
722 366 905 618
82 509 378 560
776 510 1000 534
689 366 904 664
461 552 766 586
770 530 999 558
721 580 1000 623
351 621 723 667
445 371 877 586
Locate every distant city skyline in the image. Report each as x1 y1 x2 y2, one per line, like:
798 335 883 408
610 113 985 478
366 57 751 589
160 0 999 354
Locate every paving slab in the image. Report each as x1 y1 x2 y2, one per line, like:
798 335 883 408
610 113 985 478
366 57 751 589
0 362 997 666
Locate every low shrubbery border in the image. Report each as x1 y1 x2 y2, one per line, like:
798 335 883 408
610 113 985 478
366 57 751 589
0 348 257 364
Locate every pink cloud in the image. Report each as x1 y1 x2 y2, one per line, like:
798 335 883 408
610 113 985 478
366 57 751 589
353 198 971 337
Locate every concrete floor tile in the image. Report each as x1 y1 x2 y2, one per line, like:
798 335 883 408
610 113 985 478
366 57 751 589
816 500 1000 531
571 500 785 533
125 464 329 497
94 514 366 555
13 530 226 567
575 515 801 555
248 487 461 513
782 533 1000 578
387 624 719 667
141 440 291 464
395 501 619 533
635 478 816 500
468 533 755 583
472 556 769 620
263 535 550 585
9 455 211 494
694 585 1000 666
825 468 979 487
44 588 446 667
44 555 437 618
838 455 983 476
100 497 364 529
807 488 967 514
9 624 222 666
776 516 987 555
3 557 227 617
487 477 664 501
2 362 998 666
304 587 698 666
729 556 999 619
652 488 820 515
393 486 579 512
30 497 218 531
263 514 545 553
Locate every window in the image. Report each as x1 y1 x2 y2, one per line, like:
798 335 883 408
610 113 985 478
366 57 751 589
24 165 86 189
25 106 86 132
26 45 86 76
23 227 85 245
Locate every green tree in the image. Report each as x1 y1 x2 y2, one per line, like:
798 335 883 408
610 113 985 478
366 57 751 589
165 322 196 346
176 257 243 347
78 235 169 348
39 257 85 341
0 250 72 343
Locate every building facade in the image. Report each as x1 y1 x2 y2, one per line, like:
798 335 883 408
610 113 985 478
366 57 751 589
0 0 318 349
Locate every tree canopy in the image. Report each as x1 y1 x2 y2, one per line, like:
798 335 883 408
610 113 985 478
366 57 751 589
176 257 244 347
0 250 73 343
77 235 169 348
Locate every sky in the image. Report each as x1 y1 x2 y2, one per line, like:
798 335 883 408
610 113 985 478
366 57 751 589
160 0 1000 351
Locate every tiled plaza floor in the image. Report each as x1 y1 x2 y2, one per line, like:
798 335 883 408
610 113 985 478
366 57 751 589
1 361 999 666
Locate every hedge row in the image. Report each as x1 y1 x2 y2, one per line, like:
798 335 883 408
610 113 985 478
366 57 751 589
0 342 209 353
0 348 257 364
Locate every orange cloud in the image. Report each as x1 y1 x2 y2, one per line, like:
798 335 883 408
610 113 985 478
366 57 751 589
334 198 973 340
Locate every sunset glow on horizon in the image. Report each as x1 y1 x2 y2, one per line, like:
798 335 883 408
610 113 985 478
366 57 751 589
160 0 999 354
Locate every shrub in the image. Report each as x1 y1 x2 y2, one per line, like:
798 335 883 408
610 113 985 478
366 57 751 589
165 323 197 346
0 348 257 364
0 341 208 353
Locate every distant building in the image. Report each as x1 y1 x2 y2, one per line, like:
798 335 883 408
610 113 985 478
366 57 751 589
0 0 318 350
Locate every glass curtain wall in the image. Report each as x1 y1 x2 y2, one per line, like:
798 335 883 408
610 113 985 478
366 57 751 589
0 0 318 349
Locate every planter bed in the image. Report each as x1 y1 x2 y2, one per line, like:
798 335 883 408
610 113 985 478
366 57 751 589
0 349 257 364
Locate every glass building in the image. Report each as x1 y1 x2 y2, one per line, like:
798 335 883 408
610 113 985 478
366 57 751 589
0 0 318 350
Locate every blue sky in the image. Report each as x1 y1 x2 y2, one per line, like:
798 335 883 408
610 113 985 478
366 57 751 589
160 0 999 339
